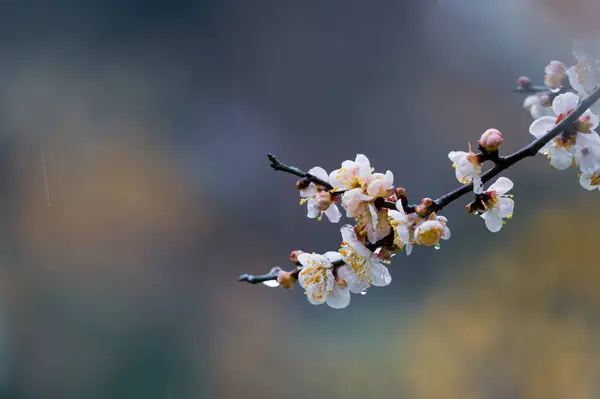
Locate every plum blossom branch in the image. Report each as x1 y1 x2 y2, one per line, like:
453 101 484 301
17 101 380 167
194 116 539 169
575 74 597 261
240 41 600 309
434 86 600 211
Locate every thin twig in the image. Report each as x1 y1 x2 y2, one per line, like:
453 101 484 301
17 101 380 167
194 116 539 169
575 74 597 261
268 153 333 190
239 271 280 284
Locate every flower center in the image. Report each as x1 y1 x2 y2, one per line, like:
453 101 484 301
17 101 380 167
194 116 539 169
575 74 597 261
577 115 594 133
339 246 371 283
484 191 499 209
555 109 574 125
553 134 577 149
417 227 442 246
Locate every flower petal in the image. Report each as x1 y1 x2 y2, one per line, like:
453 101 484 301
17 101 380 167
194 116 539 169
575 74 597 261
340 225 372 258
326 285 351 309
324 204 341 223
550 148 573 170
481 211 503 232
529 116 556 138
306 286 328 305
369 260 392 287
552 92 579 115
307 166 329 182
262 280 279 288
579 174 597 190
300 183 317 198
324 251 343 263
487 177 513 195
306 199 320 218
497 197 514 218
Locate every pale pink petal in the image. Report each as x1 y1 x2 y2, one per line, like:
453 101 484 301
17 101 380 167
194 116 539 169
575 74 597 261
306 286 328 305
340 225 371 257
307 166 329 182
567 66 587 95
529 116 556 138
579 174 597 190
324 204 341 223
552 92 579 115
306 199 320 218
370 261 392 287
324 251 343 263
550 148 574 170
497 197 514 218
297 253 311 268
326 285 351 309
448 151 468 163
487 177 513 195
481 211 503 232
262 280 279 288
300 184 317 197
442 226 451 240
582 110 599 130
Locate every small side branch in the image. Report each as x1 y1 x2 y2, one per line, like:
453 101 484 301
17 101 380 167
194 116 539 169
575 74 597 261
268 153 333 190
239 271 280 284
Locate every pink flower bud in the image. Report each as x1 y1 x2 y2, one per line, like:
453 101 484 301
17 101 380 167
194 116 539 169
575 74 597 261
289 250 304 265
478 129 503 152
516 76 532 88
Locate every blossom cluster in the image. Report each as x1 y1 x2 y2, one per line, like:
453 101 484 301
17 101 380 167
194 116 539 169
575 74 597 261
521 40 600 190
245 39 600 310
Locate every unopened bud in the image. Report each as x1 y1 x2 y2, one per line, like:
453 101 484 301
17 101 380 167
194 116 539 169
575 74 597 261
479 128 503 152
420 197 433 207
415 204 429 217
296 177 311 190
277 271 297 289
289 250 304 265
516 76 532 88
395 187 407 198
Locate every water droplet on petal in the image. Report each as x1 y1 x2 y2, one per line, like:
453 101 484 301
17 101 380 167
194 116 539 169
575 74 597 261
434 244 441 250
360 290 367 296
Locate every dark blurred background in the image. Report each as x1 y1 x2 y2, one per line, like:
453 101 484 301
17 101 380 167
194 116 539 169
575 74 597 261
0 1 599 398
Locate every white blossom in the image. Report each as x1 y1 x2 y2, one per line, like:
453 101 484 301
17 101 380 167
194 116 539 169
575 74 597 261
328 154 373 191
529 92 600 170
414 215 451 248
388 203 413 255
448 150 483 192
523 94 553 119
297 251 351 309
337 225 391 294
544 61 567 92
579 163 600 191
479 177 515 233
299 167 341 222
567 40 600 98
330 154 394 242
